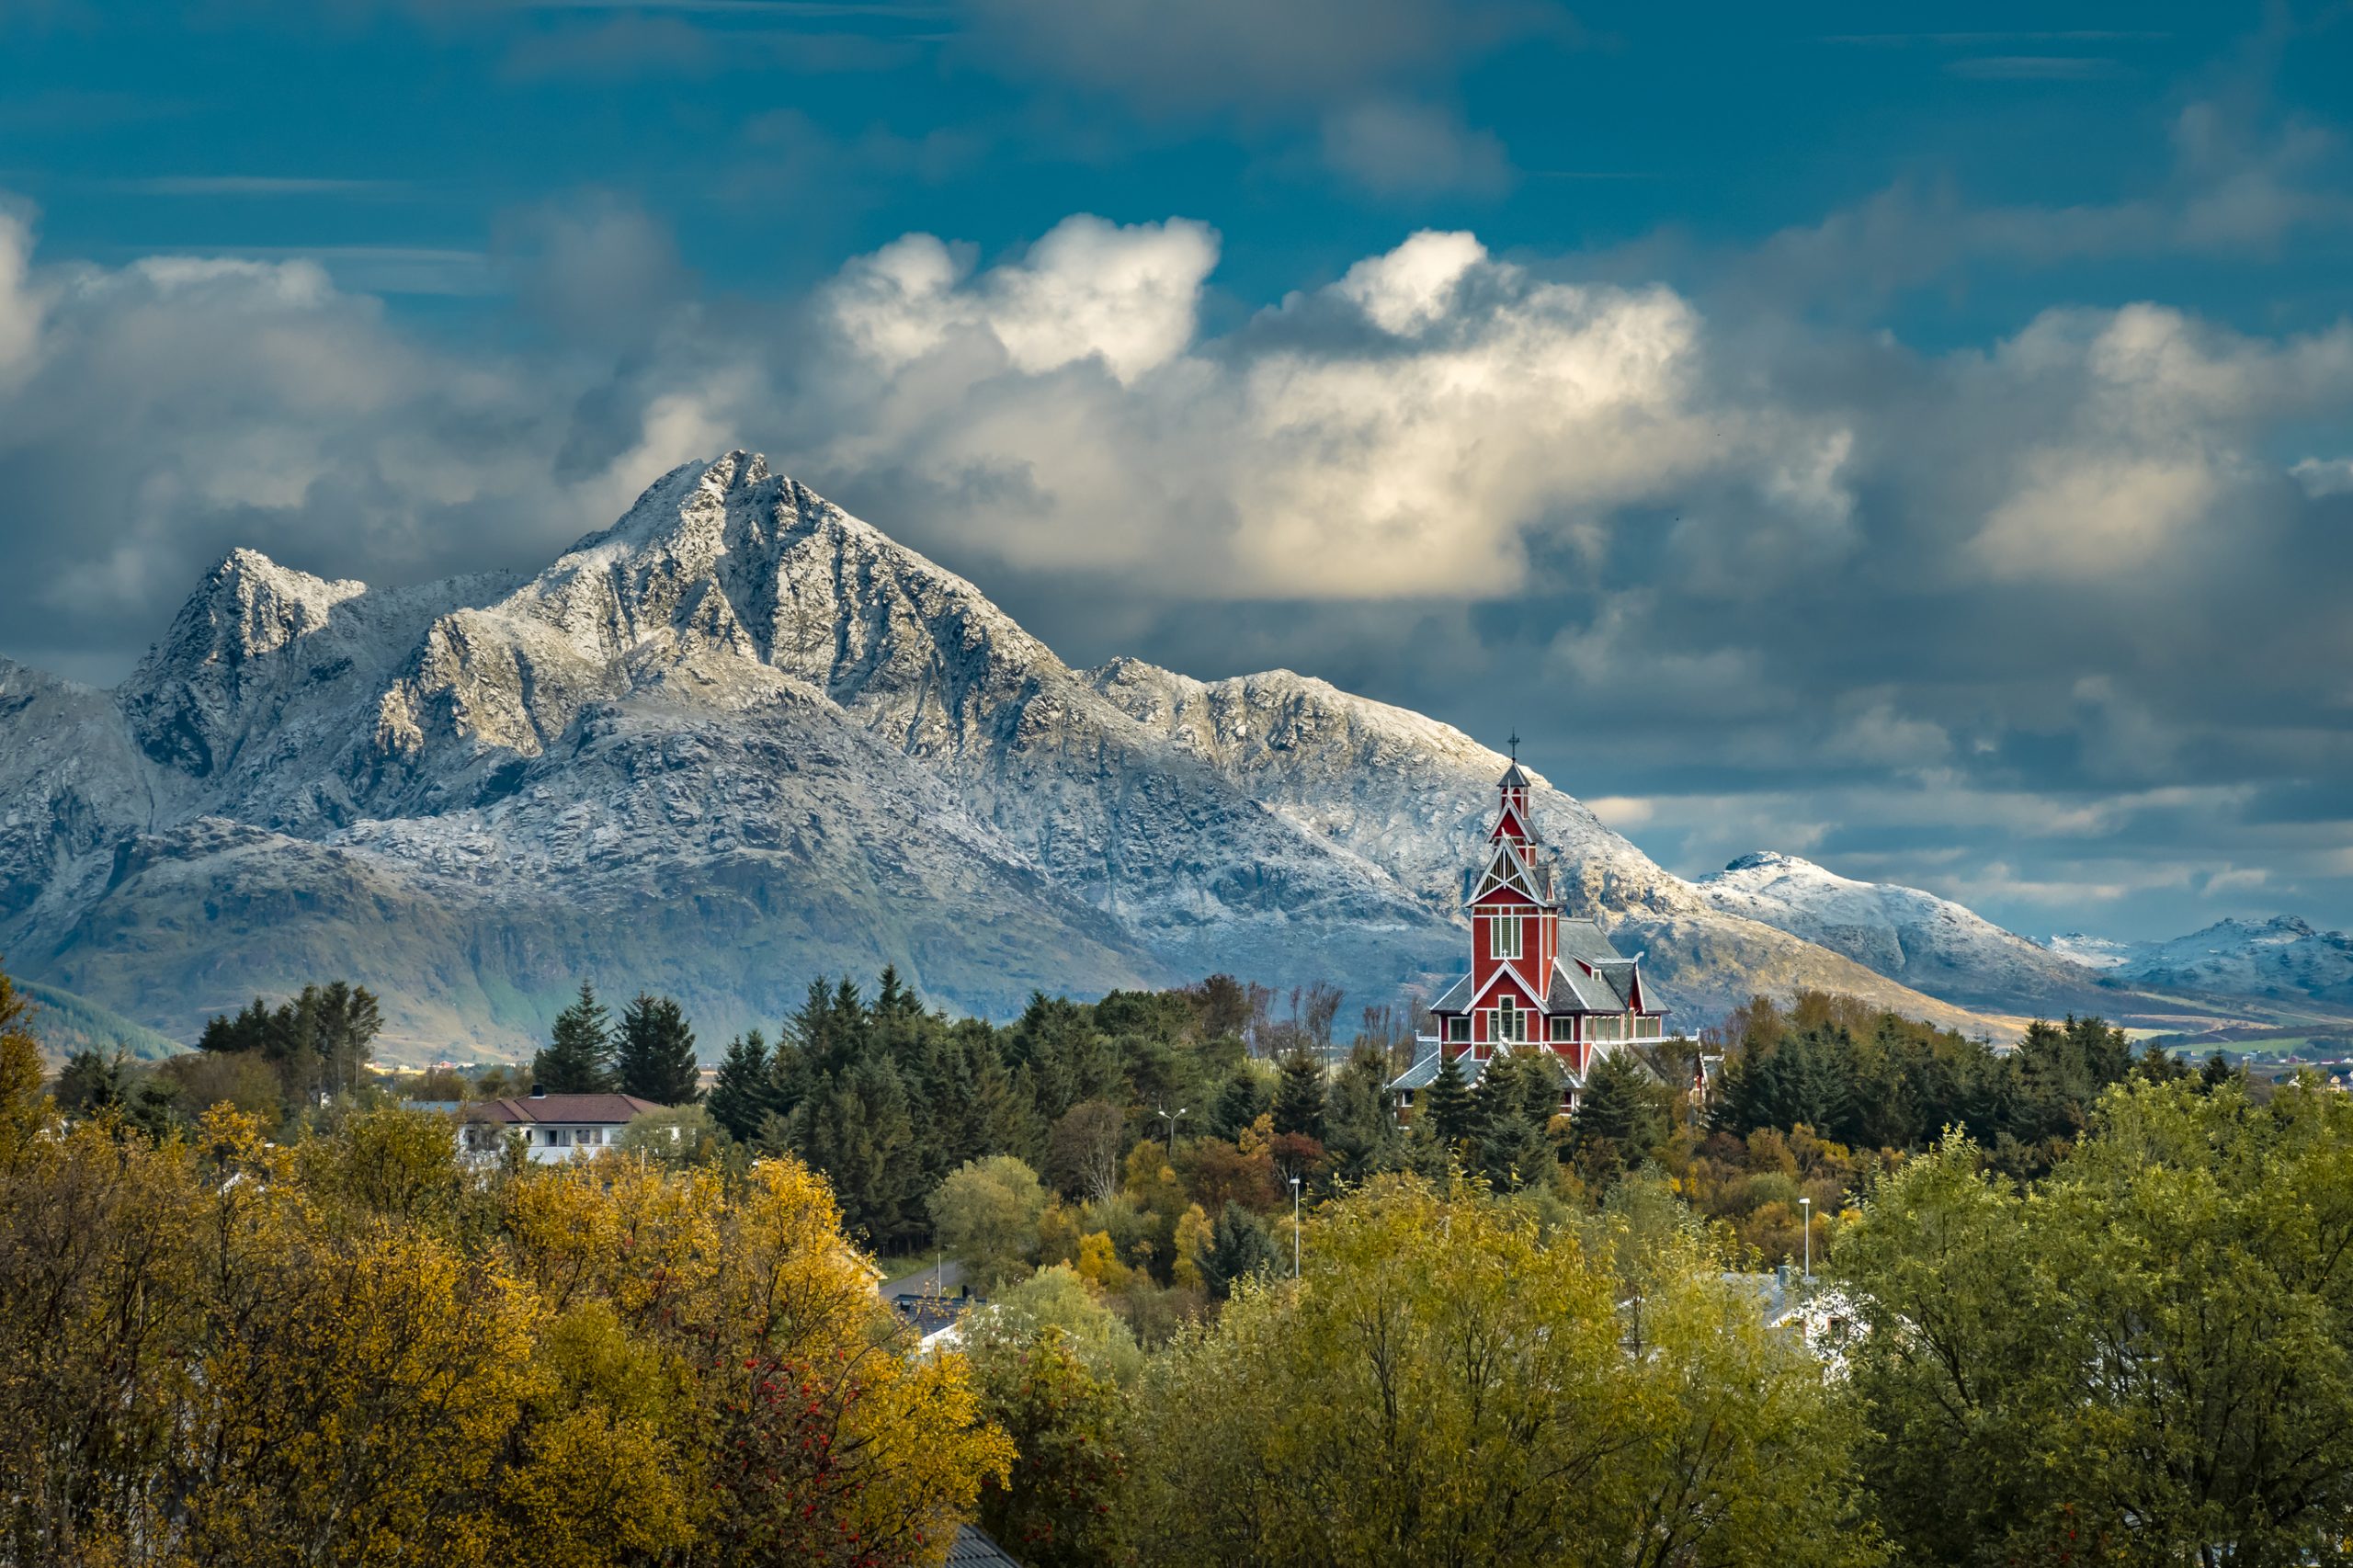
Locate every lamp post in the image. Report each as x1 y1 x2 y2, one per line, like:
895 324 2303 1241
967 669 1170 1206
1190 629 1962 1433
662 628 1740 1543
1290 1176 1302 1278
1800 1195 1813 1282
1154 1105 1188 1161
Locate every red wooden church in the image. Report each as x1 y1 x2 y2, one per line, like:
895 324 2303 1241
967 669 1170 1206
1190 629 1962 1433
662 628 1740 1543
1390 758 1668 1115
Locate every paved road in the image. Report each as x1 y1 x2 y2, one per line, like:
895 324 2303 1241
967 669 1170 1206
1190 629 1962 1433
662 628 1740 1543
878 1258 966 1300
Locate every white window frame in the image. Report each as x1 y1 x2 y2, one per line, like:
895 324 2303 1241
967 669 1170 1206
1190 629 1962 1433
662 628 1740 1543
1446 1015 1470 1043
1496 995 1525 1043
1491 916 1523 960
1549 1014 1574 1042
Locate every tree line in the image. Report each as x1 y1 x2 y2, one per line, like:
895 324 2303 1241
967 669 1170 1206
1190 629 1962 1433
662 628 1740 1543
14 956 2353 1567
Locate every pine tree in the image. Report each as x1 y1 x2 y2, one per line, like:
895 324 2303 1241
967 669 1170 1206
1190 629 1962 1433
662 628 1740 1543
617 993 702 1105
790 1057 921 1249
1272 1050 1327 1141
707 1029 773 1142
533 983 616 1094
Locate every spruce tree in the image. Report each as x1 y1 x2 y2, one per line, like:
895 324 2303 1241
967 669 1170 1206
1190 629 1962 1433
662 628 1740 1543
1474 1051 1558 1190
1323 1042 1404 1181
1196 1201 1280 1297
1208 1071 1270 1141
617 993 702 1105
1573 1049 1666 1178
1272 1050 1327 1141
1419 1049 1477 1148
533 983 616 1094
707 1029 773 1141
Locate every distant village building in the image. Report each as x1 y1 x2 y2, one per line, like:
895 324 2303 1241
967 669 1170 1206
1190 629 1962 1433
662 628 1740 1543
459 1089 668 1163
1389 760 1667 1117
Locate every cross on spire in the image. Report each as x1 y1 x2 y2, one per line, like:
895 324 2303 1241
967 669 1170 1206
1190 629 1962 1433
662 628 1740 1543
1508 730 1520 761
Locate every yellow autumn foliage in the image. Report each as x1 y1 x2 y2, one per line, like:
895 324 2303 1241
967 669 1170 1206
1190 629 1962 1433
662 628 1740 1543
0 1075 1008 1568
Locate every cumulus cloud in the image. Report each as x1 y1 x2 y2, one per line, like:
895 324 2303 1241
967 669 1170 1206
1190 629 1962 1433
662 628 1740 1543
2 190 2351 939
801 224 1859 597
827 216 1217 384
0 203 659 670
1965 305 2353 580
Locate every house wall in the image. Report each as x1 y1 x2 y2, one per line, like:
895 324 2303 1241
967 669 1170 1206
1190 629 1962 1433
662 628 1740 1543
459 1121 631 1165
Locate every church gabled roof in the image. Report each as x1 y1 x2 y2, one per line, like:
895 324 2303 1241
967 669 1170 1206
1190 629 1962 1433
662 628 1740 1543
1468 835 1552 907
1388 1044 1464 1091
1547 957 1625 1014
1554 917 1625 969
1427 972 1475 1013
1388 1042 1586 1095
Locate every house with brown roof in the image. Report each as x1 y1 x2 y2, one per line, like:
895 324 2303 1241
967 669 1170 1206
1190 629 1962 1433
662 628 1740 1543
459 1088 666 1163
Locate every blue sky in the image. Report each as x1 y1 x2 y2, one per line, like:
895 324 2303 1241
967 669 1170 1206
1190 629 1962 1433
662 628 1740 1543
1 0 2350 942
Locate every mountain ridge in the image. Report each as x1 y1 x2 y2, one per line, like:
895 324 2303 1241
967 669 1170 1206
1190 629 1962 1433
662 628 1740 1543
0 454 2047 1057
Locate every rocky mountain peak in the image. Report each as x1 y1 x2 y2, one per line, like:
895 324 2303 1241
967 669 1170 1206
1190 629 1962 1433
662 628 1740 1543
0 451 2183 1050
140 548 368 675
119 548 371 778
1715 850 1817 877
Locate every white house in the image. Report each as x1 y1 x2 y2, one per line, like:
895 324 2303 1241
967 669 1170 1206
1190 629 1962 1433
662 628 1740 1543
459 1090 666 1163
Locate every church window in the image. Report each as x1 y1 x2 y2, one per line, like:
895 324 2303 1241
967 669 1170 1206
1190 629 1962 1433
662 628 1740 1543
1549 1014 1574 1042
1446 1015 1470 1042
1496 995 1525 1042
1492 917 1523 959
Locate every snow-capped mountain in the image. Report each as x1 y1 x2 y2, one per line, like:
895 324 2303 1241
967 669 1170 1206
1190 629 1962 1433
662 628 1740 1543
2042 918 2353 1006
0 454 2008 1056
1686 851 2119 1016
2046 932 2136 970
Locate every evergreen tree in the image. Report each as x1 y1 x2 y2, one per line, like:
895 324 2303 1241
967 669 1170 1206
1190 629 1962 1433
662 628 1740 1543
789 1057 921 1248
1418 1049 1477 1149
194 981 381 1102
1196 1201 1280 1298
533 983 616 1094
1208 1071 1270 1141
1571 1049 1667 1180
707 1029 773 1142
617 993 702 1105
1323 1042 1404 1182
307 981 383 1099
1472 1050 1558 1190
1271 1050 1327 1142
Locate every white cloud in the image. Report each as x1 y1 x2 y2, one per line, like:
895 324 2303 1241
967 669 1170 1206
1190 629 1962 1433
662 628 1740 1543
1968 305 2353 580
1335 229 1488 334
827 215 1217 385
2293 456 2353 497
813 223 1863 597
0 208 43 387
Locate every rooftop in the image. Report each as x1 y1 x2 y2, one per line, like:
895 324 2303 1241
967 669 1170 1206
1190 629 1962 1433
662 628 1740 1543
461 1092 667 1126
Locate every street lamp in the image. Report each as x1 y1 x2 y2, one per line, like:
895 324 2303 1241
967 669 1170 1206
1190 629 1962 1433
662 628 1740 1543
1154 1105 1188 1160
1290 1176 1302 1278
1800 1195 1813 1282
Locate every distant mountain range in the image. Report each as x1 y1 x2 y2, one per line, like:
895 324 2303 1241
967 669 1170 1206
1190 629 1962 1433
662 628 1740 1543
0 453 2342 1061
2046 918 2353 1009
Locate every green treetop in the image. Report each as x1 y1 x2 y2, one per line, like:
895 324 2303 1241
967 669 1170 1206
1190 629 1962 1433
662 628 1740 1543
533 983 616 1094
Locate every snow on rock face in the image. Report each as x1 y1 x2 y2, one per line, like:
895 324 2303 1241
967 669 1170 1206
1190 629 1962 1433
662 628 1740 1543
2059 917 2353 1006
1688 850 2119 1015
0 453 2019 1051
2046 931 2136 970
